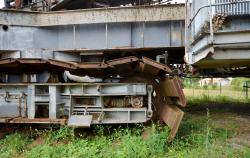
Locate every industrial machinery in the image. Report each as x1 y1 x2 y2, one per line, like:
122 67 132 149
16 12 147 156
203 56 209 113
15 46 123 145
186 0 250 77
0 0 186 139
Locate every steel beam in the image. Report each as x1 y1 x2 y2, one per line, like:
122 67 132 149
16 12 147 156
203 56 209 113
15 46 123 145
0 4 185 27
0 21 185 52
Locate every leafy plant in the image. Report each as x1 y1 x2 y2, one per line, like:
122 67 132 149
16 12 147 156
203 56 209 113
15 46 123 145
231 77 250 91
49 126 75 142
0 133 31 158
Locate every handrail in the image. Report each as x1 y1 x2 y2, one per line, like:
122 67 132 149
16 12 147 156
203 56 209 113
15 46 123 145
187 0 250 28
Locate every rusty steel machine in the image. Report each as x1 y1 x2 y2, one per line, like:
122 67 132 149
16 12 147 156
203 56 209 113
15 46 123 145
0 0 187 139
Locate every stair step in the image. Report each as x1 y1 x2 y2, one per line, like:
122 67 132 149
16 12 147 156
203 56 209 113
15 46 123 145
68 115 93 127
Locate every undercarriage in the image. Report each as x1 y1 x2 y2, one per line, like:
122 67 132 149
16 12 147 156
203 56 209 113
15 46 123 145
0 54 186 139
0 3 186 140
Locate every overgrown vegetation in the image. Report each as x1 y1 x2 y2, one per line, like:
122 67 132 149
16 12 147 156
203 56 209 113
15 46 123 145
1 112 250 158
231 77 250 91
186 94 250 107
184 77 250 91
0 133 31 158
1 79 250 158
184 77 250 103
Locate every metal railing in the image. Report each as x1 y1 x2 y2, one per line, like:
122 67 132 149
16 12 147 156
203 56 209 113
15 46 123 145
188 0 250 28
188 0 250 44
215 0 250 15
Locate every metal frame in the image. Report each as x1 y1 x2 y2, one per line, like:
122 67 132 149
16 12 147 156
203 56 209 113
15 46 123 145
0 4 185 26
186 0 250 76
0 83 152 125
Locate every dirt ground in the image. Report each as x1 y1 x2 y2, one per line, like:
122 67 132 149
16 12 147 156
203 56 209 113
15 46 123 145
212 112 250 148
187 104 250 149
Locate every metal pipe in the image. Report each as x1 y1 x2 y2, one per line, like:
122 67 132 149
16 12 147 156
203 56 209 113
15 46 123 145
147 85 153 118
209 0 214 43
64 71 102 83
187 0 250 28
73 25 76 48
4 92 10 102
105 7 108 49
18 96 22 117
156 55 164 63
24 94 27 117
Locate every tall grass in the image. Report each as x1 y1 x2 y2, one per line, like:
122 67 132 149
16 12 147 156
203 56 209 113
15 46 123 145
0 133 31 158
1 86 249 158
1 114 249 158
186 95 250 108
26 124 169 158
184 88 250 108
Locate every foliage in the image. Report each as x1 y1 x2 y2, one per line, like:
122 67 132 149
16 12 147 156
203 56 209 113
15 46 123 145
25 124 169 158
48 126 75 142
0 113 249 158
183 78 200 89
0 133 31 158
231 77 250 91
185 93 250 108
1 92 249 158
211 83 217 90
203 84 208 90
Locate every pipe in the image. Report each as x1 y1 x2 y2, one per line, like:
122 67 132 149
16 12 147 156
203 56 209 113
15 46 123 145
18 96 22 117
209 0 214 43
21 92 27 117
187 0 250 28
147 85 153 118
64 71 102 83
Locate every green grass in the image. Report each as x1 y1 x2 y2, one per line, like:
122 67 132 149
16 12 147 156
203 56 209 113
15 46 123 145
1 113 250 158
186 95 250 107
184 88 250 107
1 89 250 158
25 125 169 158
0 133 31 158
184 88 247 100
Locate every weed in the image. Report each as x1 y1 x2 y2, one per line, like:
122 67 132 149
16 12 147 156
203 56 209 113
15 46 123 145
0 133 31 158
1 119 248 158
1 103 249 158
49 126 75 142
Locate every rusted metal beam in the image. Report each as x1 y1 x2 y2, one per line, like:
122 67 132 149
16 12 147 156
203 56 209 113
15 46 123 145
0 58 17 65
77 63 108 69
0 4 185 26
142 57 172 73
107 56 139 66
9 118 67 125
0 58 77 70
160 104 184 141
0 57 176 79
48 59 77 69
18 58 47 64
160 77 187 107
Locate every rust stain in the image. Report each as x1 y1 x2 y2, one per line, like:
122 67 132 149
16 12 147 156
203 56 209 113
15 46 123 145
77 63 108 69
142 57 172 73
9 117 67 125
160 77 187 107
160 104 184 141
106 56 139 66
